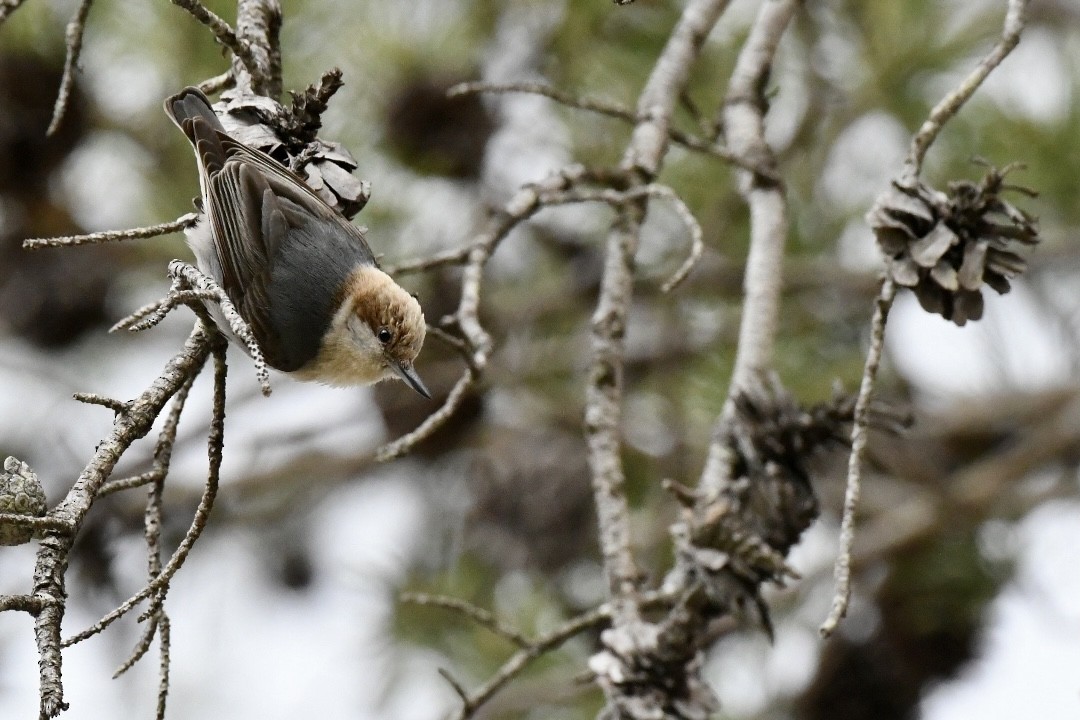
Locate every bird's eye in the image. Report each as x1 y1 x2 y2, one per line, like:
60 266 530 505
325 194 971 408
377 327 393 344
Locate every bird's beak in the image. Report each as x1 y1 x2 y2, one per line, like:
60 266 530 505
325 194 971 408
391 360 431 399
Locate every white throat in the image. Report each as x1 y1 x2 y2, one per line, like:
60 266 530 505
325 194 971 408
291 301 392 387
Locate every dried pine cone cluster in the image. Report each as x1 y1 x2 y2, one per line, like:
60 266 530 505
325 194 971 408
868 164 1039 326
668 382 864 637
216 70 370 219
715 384 857 557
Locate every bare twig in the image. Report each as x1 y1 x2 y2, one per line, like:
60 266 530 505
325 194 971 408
379 165 595 462
169 0 260 82
197 71 235 96
113 371 195 678
374 369 476 462
98 471 161 497
449 80 744 167
47 0 94 137
23 214 199 249
113 616 159 678
680 89 719 143
901 0 1030 183
382 244 477 276
0 514 75 535
438 667 471 707
717 0 794 396
72 392 129 415
155 616 172 720
699 0 796 492
820 278 895 637
447 605 611 720
450 80 634 121
536 184 704 292
61 358 223 649
0 594 45 614
401 592 530 648
819 0 1031 637
114 261 271 396
0 0 32 25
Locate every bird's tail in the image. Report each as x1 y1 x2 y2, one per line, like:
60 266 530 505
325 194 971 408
164 87 228 177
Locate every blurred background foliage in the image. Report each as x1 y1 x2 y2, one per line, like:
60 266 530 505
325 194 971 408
1 1 1079 719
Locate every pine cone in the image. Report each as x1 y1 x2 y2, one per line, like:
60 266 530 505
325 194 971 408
215 86 371 220
868 164 1039 326
0 456 47 546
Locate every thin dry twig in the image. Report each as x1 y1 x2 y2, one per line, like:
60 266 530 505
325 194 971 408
446 605 611 720
0 514 75 535
450 80 633 120
113 371 196 680
72 392 129 415
382 244 477 276
114 261 271 396
23 214 199 249
102 373 196 500
169 0 260 82
451 80 740 167
902 0 1030 183
47 0 94 137
197 71 234 95
374 369 475 462
820 0 1031 637
378 165 595 462
821 277 896 637
401 592 530 648
537 184 704 292
438 667 472 707
717 0 793 395
113 616 160 679
0 0 32 25
61 371 224 649
0 594 45 614
155 616 172 720
98 471 160 497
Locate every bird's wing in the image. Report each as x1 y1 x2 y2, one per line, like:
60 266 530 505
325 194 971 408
204 137 378 370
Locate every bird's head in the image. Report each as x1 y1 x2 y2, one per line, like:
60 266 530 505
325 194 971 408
346 265 429 397
301 265 429 395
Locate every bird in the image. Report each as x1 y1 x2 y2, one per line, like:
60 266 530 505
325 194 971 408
163 87 429 397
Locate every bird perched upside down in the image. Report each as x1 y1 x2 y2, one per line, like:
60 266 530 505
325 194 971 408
164 87 429 397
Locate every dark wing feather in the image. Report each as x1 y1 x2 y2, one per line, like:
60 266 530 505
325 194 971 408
205 163 282 364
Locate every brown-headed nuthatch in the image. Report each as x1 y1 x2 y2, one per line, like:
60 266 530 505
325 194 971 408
164 87 429 397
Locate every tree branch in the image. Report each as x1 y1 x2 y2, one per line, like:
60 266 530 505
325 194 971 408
47 0 94 137
23 214 198 249
30 325 214 718
586 0 732 632
822 0 1033 636
820 278 895 637
0 0 31 25
901 0 1030 184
